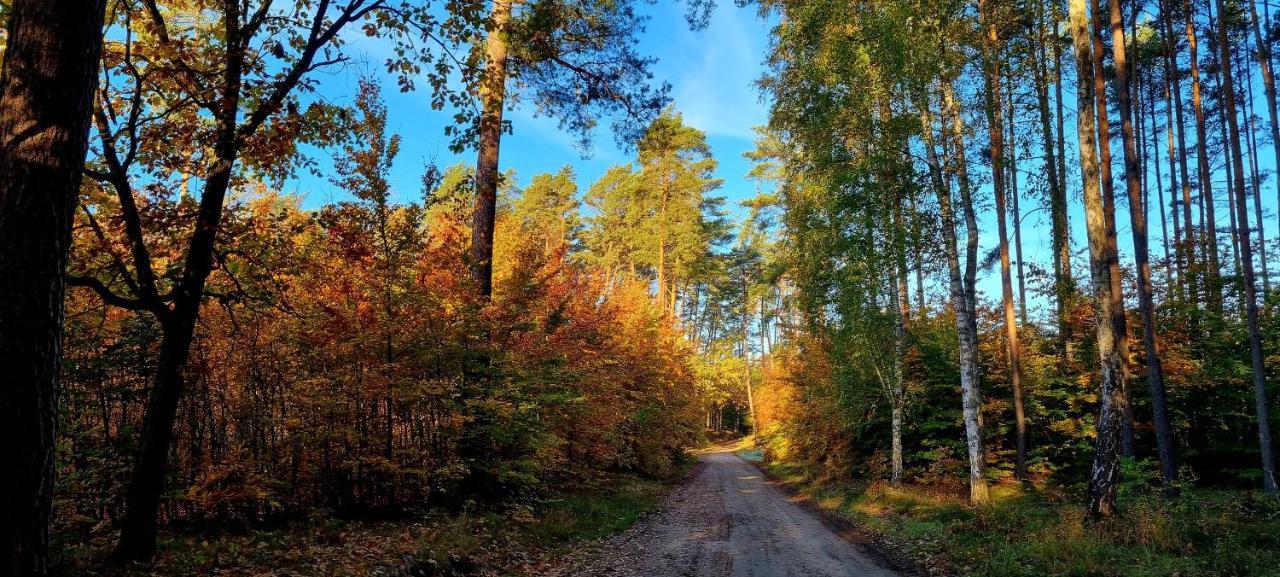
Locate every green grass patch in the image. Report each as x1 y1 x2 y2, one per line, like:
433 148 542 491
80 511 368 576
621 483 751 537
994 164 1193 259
524 476 668 544
761 459 1280 577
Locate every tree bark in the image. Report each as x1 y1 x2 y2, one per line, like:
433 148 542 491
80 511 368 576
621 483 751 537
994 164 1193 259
1008 80 1029 328
937 78 990 505
0 1 106 574
1149 65 1173 286
1091 0 1136 457
470 0 512 299
1108 0 1178 486
890 190 910 486
1070 0 1128 520
741 277 758 436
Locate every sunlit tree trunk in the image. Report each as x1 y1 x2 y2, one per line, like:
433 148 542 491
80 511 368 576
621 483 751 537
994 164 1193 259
935 80 990 505
741 276 758 435
470 0 512 299
981 0 1028 480
1070 0 1128 520
0 1 106 573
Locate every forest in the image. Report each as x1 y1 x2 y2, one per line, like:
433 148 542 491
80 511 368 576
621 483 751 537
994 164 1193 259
0 0 1278 575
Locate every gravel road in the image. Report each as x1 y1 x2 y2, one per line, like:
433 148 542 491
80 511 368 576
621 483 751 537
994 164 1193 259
564 449 898 577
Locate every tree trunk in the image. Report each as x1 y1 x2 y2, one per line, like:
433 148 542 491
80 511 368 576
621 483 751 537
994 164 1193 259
1109 0 1178 486
117 8 250 553
1055 0 1072 216
1161 33 1187 301
1038 6 1074 369
1008 81 1030 328
741 277 758 436
980 5 1029 479
890 193 910 486
116 318 196 560
1091 0 1136 457
0 1 106 574
1186 0 1224 314
1214 0 1279 493
1149 65 1173 286
1161 0 1199 307
937 80 990 505
1070 0 1128 520
1209 2 1244 291
1242 31 1272 293
470 0 512 299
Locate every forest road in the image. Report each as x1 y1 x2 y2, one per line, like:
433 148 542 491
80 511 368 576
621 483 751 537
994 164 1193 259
563 449 898 577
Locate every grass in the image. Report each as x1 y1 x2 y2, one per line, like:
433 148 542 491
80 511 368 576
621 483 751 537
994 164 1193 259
751 456 1280 577
55 470 682 577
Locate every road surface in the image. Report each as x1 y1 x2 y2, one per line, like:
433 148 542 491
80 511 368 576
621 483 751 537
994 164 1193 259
565 449 899 577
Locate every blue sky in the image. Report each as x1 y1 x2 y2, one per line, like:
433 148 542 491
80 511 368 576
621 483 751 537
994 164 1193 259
286 0 774 222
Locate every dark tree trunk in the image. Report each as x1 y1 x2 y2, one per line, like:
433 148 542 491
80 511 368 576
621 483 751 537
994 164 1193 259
1109 0 1178 486
1037 3 1074 369
470 0 512 300
1241 31 1272 293
116 318 196 560
1213 0 1279 493
1162 0 1200 308
0 1 106 574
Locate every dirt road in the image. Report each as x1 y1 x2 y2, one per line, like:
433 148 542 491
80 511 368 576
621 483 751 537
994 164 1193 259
565 449 898 577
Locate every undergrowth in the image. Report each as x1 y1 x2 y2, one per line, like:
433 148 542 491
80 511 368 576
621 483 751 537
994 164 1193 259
755 456 1280 577
54 470 680 577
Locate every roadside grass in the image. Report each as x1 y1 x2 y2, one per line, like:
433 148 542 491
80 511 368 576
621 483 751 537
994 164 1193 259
752 457 1280 577
55 470 682 577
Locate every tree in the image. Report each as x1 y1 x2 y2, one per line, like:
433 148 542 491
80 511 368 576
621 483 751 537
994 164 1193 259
1212 0 1277 493
1069 0 1128 520
513 166 582 250
583 164 647 281
467 0 669 299
979 0 1028 480
635 110 725 315
1107 0 1177 485
0 1 106 573
68 0 449 560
